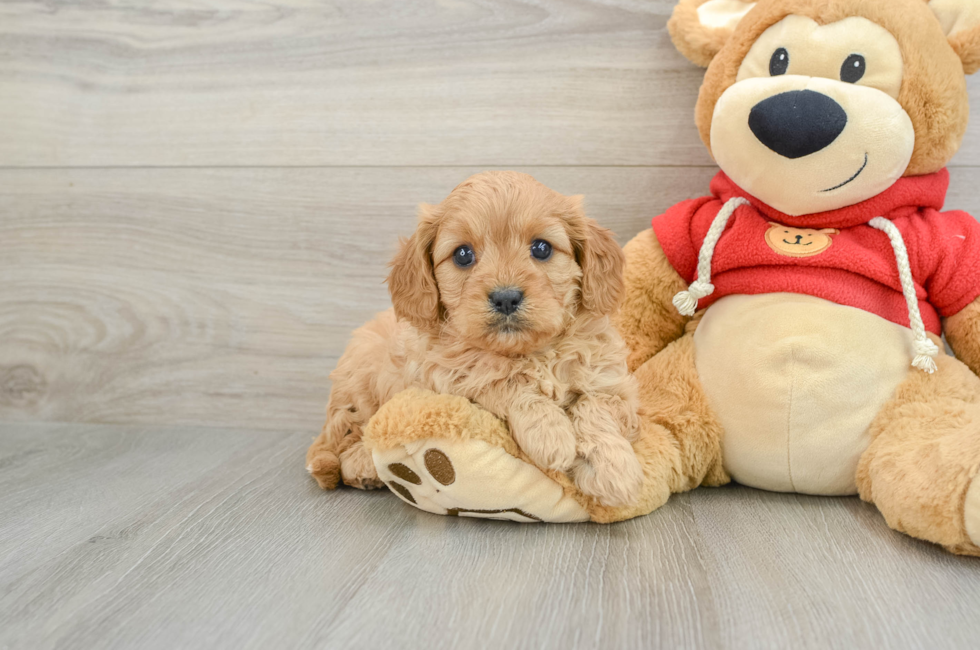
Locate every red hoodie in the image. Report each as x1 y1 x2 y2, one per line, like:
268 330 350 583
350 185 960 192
650 169 980 335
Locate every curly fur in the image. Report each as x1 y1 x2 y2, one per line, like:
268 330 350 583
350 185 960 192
306 171 643 507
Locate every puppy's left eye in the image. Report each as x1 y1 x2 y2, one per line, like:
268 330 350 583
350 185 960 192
530 239 553 261
453 245 476 268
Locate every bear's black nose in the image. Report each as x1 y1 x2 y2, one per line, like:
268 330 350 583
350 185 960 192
748 90 847 159
489 288 524 315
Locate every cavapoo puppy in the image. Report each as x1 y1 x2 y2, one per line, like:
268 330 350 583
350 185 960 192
306 171 643 506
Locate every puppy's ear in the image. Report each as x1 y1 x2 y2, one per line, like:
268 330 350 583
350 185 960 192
668 0 756 67
387 204 442 333
930 0 980 74
564 196 625 317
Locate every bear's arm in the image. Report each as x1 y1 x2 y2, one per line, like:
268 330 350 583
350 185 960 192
614 228 690 372
944 297 980 376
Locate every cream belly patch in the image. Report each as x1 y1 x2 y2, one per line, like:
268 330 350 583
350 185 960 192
694 293 915 495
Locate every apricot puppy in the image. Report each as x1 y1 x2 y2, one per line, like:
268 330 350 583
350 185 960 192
306 171 643 507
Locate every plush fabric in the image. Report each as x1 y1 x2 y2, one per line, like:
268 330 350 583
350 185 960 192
652 170 980 334
945 296 980 376
668 0 753 67
695 293 914 495
711 15 917 215
857 347 980 556
689 0 971 177
614 229 690 372
931 0 980 74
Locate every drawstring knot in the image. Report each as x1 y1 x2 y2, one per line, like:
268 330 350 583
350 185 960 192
673 280 715 317
912 339 941 374
671 197 750 317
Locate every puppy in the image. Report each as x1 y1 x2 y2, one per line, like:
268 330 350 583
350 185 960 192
306 171 643 507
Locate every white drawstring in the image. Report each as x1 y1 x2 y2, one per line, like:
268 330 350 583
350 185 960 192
672 197 750 316
868 217 941 374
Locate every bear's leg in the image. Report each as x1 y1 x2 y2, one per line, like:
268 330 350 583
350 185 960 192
857 349 980 556
588 328 728 523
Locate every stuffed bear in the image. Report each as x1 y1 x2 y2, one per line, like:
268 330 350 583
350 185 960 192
321 0 980 556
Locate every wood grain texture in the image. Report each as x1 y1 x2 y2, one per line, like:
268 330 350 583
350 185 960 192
2 0 979 168
3 166 980 431
1 422 979 650
3 2 980 647
0 165 722 430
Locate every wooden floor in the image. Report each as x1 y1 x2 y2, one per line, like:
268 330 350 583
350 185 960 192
3 1 980 647
2 422 980 650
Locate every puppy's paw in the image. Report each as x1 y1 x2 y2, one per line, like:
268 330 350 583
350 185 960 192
306 448 342 490
510 407 578 471
572 436 643 508
339 441 385 490
587 393 641 442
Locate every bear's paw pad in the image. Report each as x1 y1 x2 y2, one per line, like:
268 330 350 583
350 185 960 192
373 438 589 523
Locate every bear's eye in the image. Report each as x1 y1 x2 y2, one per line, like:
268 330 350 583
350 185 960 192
769 48 789 76
530 239 553 261
841 54 866 83
453 245 476 268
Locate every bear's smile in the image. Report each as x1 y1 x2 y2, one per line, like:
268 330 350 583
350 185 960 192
821 152 869 192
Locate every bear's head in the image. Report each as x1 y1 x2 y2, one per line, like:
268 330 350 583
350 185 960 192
669 0 980 217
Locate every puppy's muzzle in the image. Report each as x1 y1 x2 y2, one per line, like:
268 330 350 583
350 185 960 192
488 288 524 316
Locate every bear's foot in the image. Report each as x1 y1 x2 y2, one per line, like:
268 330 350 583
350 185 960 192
963 474 980 553
375 438 589 522
364 388 589 523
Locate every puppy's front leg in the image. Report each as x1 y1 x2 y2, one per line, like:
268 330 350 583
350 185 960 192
506 397 578 472
569 393 643 507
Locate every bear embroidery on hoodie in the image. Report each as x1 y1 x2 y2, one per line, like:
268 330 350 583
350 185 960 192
764 223 838 258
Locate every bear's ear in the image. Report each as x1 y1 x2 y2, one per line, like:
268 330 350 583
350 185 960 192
929 0 980 74
668 0 757 67
818 228 840 235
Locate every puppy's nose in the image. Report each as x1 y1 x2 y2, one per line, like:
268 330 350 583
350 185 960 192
489 288 524 316
748 90 847 159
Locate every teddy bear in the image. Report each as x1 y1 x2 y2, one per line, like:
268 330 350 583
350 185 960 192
330 0 980 556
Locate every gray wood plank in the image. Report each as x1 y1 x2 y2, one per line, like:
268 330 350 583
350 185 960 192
0 165 722 430
1 422 979 650
3 0 979 168
3 165 980 431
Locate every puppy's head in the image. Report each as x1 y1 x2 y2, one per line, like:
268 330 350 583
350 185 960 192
387 171 624 355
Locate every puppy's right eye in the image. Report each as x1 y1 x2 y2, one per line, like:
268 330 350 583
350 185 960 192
530 239 553 261
769 48 789 76
453 245 475 268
